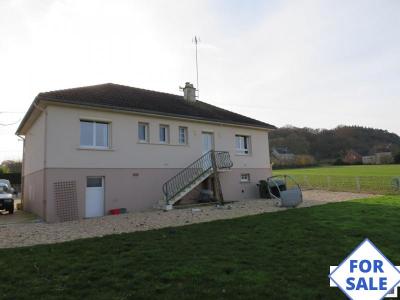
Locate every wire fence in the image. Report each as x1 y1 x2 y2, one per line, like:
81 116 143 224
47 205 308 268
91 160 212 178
288 175 400 195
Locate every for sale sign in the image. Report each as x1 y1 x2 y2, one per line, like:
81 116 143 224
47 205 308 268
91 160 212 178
329 239 400 299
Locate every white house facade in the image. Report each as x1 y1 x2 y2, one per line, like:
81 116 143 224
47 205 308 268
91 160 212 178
16 83 275 222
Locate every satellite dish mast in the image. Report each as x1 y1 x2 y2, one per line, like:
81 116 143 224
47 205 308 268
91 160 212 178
192 36 200 98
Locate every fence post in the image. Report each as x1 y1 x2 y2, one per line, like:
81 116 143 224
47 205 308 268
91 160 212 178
304 175 310 189
355 177 361 193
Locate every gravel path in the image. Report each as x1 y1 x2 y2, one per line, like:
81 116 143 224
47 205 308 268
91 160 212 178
0 190 375 249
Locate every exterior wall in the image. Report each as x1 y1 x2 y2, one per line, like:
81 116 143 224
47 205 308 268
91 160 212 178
23 111 46 176
22 111 46 218
44 167 272 222
220 168 272 200
45 105 270 169
24 104 272 222
23 169 45 218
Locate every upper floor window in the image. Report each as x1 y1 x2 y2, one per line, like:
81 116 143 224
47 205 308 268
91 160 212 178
159 125 169 144
235 135 251 155
179 126 188 145
138 122 149 143
80 120 109 148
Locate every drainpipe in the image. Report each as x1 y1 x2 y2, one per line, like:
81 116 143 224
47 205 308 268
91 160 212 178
16 134 25 209
33 102 48 221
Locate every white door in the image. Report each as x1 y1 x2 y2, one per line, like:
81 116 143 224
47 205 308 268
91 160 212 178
85 177 104 218
202 132 214 154
202 132 214 170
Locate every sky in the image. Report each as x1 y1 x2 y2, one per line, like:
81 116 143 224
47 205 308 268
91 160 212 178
0 0 399 162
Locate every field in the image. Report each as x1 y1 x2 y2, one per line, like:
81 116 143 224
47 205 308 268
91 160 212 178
273 165 400 194
273 165 400 177
0 196 400 299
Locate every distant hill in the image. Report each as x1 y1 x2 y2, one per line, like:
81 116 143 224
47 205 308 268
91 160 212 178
269 126 400 162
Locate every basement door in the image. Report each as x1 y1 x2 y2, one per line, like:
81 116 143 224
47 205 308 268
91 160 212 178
85 176 105 218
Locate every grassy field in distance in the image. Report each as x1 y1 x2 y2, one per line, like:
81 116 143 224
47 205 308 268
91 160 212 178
273 165 400 194
273 164 400 177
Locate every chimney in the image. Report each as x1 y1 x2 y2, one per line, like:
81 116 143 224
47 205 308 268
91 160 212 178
182 82 196 102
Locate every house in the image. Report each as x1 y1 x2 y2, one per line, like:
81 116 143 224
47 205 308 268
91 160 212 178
375 152 393 164
362 155 376 165
271 147 295 163
343 150 362 164
362 152 393 165
16 83 275 222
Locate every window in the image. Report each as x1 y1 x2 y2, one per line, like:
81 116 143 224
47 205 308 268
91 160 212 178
179 127 188 145
80 120 109 148
87 177 103 187
235 135 250 155
138 122 149 143
240 174 250 182
159 125 169 144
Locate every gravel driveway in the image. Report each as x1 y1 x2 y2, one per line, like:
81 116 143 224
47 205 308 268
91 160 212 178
0 190 375 249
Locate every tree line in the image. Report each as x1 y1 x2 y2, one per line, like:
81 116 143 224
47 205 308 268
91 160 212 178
269 125 400 163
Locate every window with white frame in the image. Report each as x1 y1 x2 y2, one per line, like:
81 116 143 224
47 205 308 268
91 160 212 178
80 120 109 148
179 126 188 145
159 125 169 144
138 122 149 143
235 135 251 155
240 173 250 182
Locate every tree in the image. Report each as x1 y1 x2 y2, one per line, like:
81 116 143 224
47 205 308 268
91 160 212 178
394 153 400 164
0 160 22 173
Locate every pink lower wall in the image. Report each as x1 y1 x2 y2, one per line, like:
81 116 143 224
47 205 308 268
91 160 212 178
219 168 272 200
25 167 272 222
23 170 45 218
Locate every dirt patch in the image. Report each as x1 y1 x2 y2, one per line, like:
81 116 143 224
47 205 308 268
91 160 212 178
0 190 376 249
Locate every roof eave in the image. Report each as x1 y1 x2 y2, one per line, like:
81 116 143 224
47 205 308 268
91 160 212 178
15 96 41 135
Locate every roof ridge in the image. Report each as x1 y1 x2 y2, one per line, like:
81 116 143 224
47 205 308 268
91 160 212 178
39 83 187 101
106 83 185 99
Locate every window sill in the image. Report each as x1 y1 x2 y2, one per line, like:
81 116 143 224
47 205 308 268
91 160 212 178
77 147 114 151
235 153 251 156
137 142 189 147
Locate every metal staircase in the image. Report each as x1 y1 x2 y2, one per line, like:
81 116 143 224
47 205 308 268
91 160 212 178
162 150 233 209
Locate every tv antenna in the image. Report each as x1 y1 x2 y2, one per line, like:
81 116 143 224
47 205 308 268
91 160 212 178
192 36 200 98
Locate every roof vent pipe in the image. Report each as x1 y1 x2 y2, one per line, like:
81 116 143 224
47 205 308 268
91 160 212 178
181 82 196 102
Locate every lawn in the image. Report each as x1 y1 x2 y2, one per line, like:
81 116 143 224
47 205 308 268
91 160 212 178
1 196 400 299
273 164 400 177
273 165 400 194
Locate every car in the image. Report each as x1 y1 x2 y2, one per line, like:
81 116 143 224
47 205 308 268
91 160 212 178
0 179 17 214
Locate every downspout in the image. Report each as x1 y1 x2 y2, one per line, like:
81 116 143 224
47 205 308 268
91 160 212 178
16 134 25 209
33 102 48 221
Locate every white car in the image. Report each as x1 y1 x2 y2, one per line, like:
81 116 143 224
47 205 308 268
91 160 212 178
0 179 16 214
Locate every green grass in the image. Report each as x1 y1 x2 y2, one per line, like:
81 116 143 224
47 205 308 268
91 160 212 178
1 196 400 299
274 164 400 177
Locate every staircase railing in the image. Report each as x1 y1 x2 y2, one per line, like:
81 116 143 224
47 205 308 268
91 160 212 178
162 150 233 205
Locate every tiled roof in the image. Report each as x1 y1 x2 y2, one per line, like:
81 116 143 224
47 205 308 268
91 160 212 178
19 83 275 132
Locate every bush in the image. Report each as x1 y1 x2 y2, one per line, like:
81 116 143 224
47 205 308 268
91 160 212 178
333 158 351 166
395 153 400 164
258 180 268 198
